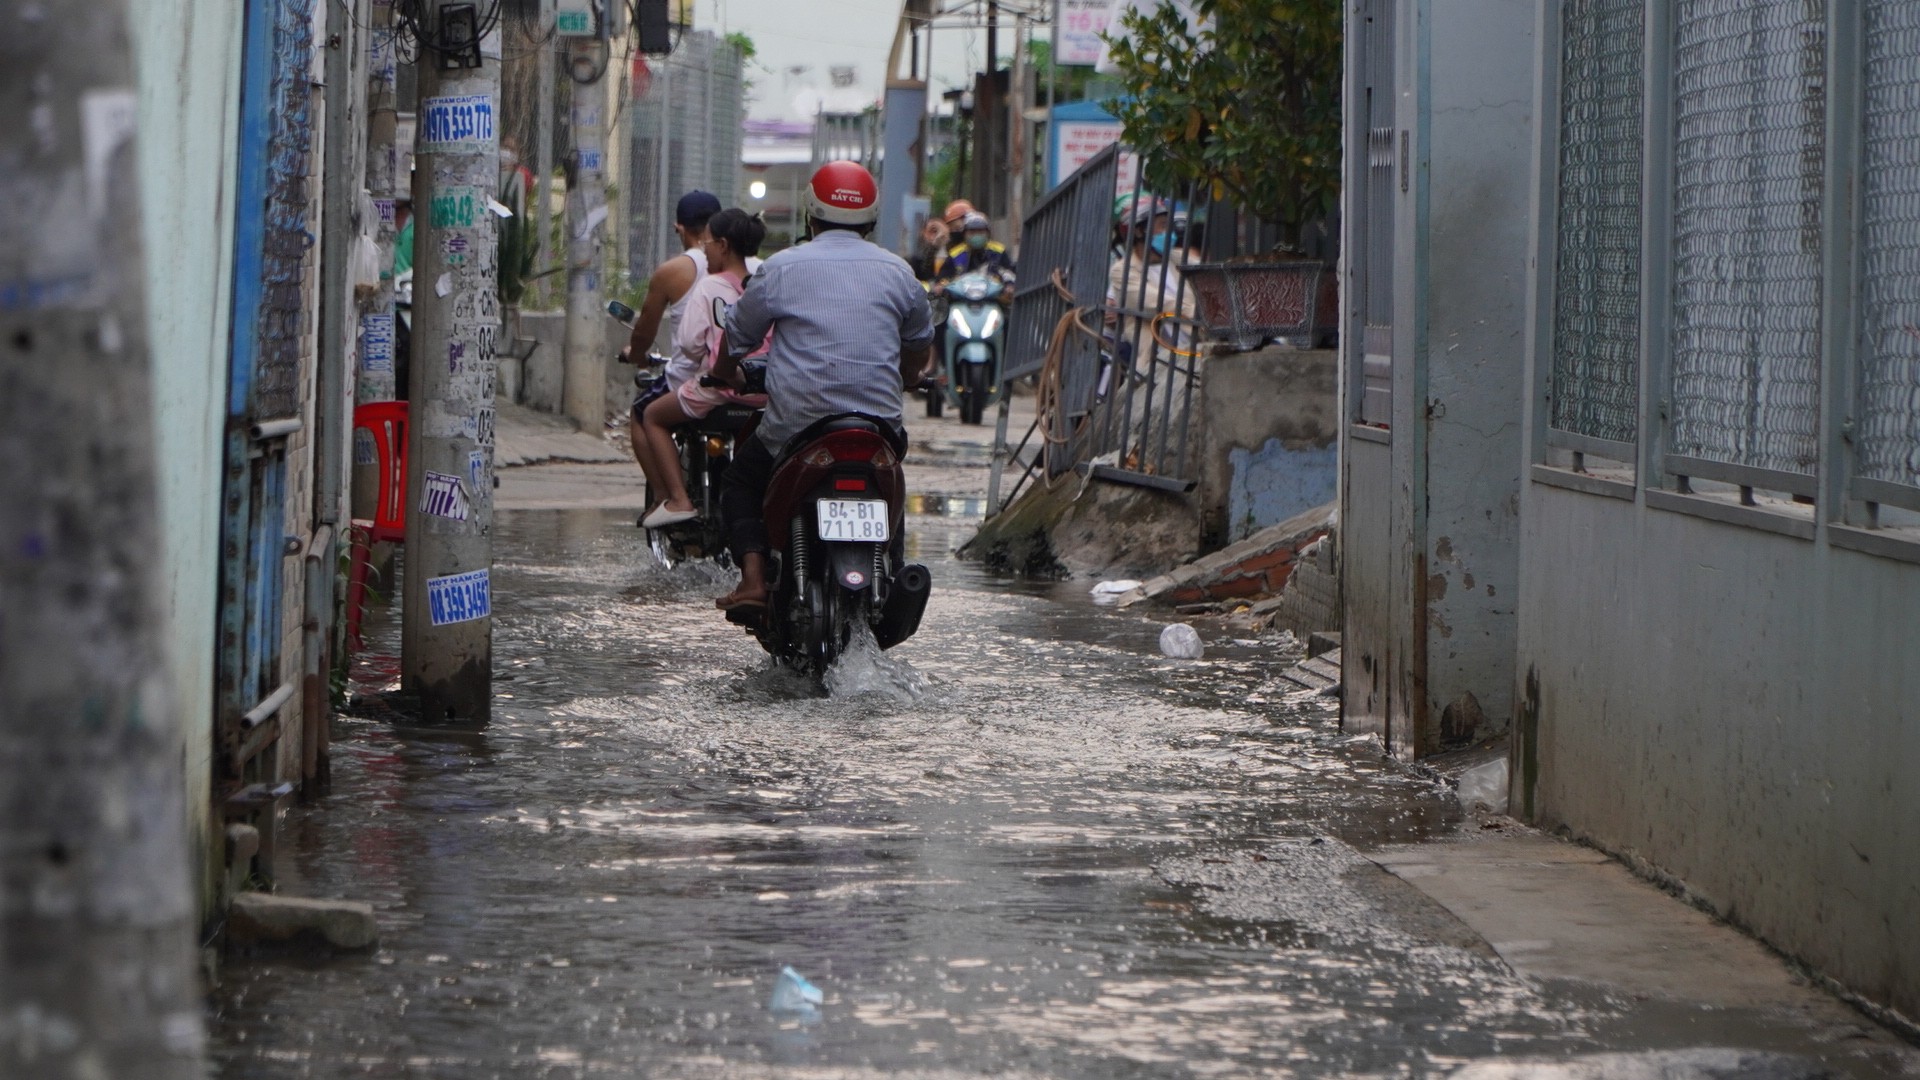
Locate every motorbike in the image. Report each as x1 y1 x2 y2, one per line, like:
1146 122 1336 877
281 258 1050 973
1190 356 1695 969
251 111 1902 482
608 299 758 568
706 383 933 676
918 284 947 419
937 271 1009 425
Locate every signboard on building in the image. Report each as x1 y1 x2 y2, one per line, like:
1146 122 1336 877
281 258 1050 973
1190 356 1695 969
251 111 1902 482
1050 114 1141 191
1058 0 1117 67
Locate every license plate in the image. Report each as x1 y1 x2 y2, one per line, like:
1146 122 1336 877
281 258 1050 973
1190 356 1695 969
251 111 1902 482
816 499 890 542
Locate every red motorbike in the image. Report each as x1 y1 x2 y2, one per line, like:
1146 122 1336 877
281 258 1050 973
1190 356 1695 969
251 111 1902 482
713 388 932 674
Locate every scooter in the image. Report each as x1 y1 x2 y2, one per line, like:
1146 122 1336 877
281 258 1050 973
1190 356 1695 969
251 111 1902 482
938 271 1009 425
608 299 758 568
708 391 932 676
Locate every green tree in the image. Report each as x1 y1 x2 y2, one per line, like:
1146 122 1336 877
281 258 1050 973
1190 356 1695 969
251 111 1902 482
1025 39 1103 103
1103 0 1341 244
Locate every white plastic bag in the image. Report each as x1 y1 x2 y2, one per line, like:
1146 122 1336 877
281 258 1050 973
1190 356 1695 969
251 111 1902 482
1457 758 1509 814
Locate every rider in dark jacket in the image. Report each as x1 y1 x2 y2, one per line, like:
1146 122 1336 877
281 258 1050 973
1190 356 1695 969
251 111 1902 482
935 212 1015 284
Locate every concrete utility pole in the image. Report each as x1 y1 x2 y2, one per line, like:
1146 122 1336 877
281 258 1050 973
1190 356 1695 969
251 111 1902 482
362 0 402 404
0 4 205 1076
1008 12 1029 246
402 3 503 722
353 0 403 525
561 32 610 432
533 0 558 310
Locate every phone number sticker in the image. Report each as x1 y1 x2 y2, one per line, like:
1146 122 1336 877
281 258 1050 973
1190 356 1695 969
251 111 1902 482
419 94 497 153
426 568 491 626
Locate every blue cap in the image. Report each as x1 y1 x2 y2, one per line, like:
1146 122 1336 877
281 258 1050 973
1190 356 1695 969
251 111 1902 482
676 190 723 226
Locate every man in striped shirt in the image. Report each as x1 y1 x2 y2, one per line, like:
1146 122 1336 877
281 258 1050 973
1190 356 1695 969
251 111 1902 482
711 162 934 612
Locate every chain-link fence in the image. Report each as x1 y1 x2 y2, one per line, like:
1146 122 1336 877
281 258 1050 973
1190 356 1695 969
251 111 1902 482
628 31 745 273
1549 0 1643 451
1667 0 1826 484
1857 0 1920 505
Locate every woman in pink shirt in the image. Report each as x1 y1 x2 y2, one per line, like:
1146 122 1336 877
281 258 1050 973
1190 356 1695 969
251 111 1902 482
638 209 771 528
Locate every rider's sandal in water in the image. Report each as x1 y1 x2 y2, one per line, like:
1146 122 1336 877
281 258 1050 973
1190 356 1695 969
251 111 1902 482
641 504 699 529
715 590 768 614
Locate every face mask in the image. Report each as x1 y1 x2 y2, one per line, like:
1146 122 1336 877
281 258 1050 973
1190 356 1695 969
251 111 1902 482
1149 233 1174 257
967 233 988 251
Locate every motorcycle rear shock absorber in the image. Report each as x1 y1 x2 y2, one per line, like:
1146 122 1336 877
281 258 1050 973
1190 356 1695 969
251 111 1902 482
789 516 810 584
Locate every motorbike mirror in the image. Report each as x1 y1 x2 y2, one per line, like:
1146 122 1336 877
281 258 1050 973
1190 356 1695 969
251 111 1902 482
606 300 636 324
711 296 728 328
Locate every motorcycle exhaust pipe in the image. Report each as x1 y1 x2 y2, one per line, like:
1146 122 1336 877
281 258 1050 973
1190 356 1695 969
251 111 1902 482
874 563 932 650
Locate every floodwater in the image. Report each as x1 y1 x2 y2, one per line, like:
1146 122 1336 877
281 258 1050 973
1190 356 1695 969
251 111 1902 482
209 497 1908 1078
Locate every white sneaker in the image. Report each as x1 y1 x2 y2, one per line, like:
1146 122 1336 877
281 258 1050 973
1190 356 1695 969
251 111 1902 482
642 505 699 529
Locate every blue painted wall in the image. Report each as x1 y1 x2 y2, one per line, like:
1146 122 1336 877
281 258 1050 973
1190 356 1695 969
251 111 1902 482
1227 440 1339 542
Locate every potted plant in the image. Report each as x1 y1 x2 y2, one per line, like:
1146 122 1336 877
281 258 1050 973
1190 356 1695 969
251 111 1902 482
1104 0 1341 347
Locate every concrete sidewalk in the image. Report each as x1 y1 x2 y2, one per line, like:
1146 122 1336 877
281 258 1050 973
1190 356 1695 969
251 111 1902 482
493 401 629 469
1371 827 1918 1075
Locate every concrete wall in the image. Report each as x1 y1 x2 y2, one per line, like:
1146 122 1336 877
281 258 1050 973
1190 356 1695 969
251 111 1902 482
1415 0 1533 749
1195 347 1338 545
1516 486 1920 1022
516 310 627 424
132 0 246 911
1338 0 1534 757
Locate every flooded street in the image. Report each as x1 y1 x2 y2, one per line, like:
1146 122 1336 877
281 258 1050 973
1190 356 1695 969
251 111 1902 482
209 476 1911 1079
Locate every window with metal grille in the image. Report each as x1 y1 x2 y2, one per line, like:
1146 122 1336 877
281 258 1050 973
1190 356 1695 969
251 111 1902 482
1549 0 1643 452
1856 0 1920 509
1667 0 1825 488
1357 0 1395 427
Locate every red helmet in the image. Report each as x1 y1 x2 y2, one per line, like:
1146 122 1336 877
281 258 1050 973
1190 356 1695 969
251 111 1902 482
805 160 879 227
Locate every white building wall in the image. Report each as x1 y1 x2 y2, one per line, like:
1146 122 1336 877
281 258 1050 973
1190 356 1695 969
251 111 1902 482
131 0 246 912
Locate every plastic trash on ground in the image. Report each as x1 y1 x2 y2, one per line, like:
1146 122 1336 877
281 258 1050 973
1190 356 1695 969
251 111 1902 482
1091 579 1144 606
768 965 824 1014
1159 623 1205 659
1457 757 1509 814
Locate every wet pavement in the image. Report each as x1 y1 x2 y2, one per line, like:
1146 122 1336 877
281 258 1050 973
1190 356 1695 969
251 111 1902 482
210 469 1916 1078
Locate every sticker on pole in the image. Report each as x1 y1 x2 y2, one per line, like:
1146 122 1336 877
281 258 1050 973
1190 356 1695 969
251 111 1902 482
360 313 395 374
353 427 379 466
420 470 471 522
426 568 491 626
419 94 497 154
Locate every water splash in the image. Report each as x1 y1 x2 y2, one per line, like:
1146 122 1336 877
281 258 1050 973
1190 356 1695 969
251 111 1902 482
824 624 930 703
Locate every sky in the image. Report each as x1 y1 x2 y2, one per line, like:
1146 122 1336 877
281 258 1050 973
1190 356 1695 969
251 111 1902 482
704 0 1016 121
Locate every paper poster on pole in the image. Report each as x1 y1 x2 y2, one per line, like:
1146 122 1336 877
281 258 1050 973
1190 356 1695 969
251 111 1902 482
359 313 395 375
418 95 497 154
426 569 491 626
420 470 472 522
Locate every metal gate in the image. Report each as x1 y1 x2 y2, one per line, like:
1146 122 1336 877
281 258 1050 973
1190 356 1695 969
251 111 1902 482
215 0 316 877
990 144 1214 509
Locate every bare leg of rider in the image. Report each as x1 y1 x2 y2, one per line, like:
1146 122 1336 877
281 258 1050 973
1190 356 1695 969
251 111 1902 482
641 393 698 513
629 411 664 500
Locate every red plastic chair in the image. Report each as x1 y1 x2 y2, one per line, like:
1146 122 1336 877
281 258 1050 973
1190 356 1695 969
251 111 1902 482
345 401 408 652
